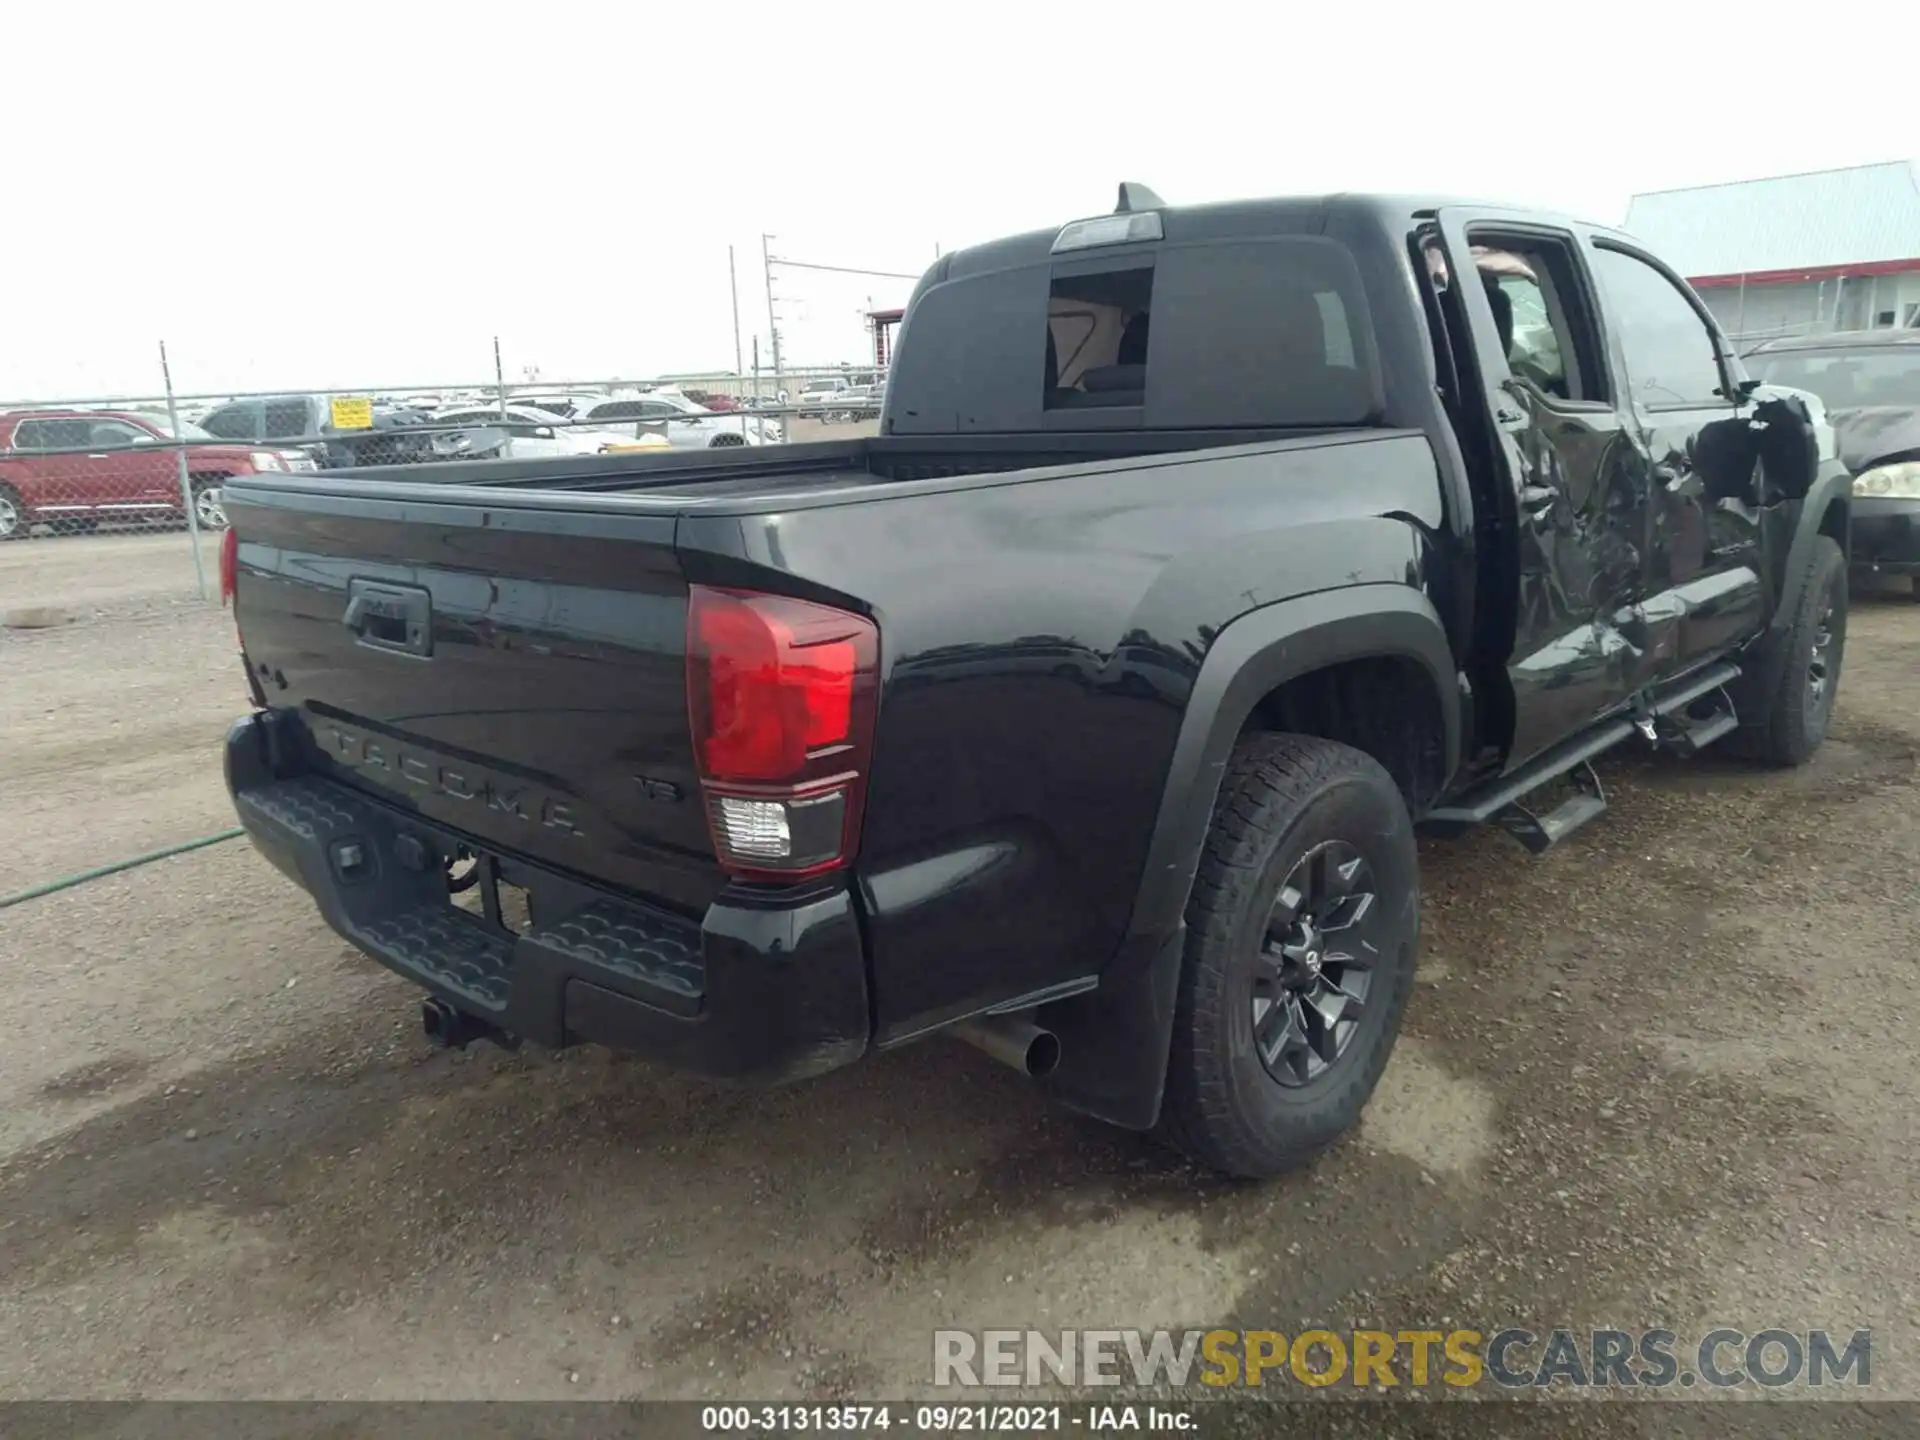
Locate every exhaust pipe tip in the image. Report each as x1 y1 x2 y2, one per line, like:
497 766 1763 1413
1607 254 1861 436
1024 1028 1061 1078
952 1014 1060 1079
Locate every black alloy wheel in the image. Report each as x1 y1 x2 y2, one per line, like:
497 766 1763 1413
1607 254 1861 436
1252 841 1380 1087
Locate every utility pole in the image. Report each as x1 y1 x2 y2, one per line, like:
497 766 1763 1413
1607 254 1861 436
762 233 784 398
728 245 744 381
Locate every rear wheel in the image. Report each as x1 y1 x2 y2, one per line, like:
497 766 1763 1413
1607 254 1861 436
1158 734 1420 1178
1735 535 1846 766
0 484 26 540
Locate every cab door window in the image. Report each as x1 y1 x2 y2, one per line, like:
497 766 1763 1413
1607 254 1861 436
1464 239 1601 404
1590 246 1730 410
86 420 152 448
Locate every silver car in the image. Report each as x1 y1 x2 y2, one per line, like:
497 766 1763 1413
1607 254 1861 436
432 405 669 457
582 391 782 449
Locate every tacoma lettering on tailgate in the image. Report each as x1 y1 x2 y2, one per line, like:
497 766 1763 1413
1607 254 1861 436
319 724 585 836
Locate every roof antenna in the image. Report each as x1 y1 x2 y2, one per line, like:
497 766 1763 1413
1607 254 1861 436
1115 182 1166 214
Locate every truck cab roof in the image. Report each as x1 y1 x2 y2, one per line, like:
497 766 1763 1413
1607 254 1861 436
934 190 1622 279
887 188 1641 441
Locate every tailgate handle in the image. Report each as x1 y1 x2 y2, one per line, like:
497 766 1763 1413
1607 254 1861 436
344 579 433 658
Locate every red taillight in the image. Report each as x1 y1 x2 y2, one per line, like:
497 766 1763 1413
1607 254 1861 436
218 526 239 608
687 585 879 881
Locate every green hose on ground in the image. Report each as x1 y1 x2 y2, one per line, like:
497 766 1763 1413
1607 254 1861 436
0 828 246 910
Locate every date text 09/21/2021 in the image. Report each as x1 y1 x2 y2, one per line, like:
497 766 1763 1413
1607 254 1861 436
700 1406 1192 1432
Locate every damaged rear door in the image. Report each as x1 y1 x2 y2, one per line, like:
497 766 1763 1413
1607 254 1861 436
1432 208 1648 768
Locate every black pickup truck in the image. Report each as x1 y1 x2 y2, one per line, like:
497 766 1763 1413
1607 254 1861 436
218 185 1851 1178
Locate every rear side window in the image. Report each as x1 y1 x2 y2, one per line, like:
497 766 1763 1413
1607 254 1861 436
588 401 644 422
200 403 257 440
263 399 310 438
12 418 93 449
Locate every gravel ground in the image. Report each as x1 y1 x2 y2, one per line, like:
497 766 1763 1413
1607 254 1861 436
2 530 1917 1423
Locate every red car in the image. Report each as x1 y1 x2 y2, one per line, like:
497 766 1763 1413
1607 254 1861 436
0 409 315 540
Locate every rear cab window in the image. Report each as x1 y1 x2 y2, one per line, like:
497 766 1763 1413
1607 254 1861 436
887 217 1383 434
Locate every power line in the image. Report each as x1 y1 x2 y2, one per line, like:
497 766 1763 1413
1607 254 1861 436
767 256 922 281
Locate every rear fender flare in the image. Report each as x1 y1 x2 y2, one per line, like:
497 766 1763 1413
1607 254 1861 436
1037 583 1459 1129
1125 584 1459 951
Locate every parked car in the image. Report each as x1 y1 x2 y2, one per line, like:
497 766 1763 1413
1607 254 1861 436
825 383 883 422
1744 329 1920 594
219 184 1848 1178
0 409 314 539
793 377 852 414
504 392 608 421
581 390 782 448
198 394 481 470
682 390 743 413
431 405 671 458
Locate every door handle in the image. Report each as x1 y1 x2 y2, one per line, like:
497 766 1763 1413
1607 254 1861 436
343 579 433 657
87 453 109 459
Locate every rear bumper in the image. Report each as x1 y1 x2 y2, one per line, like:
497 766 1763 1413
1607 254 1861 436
1851 497 1920 576
224 710 870 1082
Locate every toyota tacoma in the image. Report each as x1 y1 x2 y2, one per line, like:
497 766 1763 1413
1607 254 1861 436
217 185 1851 1177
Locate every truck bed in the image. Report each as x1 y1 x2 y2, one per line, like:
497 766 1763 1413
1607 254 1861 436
226 430 1321 513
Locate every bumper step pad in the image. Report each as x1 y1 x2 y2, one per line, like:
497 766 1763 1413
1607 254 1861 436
234 776 705 1022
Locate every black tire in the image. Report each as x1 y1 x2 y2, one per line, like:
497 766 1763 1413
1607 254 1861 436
1158 734 1420 1178
1733 535 1847 766
0 483 25 541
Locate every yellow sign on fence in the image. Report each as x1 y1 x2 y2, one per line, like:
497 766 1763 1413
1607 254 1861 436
328 396 373 430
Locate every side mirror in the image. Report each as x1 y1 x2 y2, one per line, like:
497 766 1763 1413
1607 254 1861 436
1752 393 1820 503
534 426 555 440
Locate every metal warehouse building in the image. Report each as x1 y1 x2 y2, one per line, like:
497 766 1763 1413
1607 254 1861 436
1624 160 1920 348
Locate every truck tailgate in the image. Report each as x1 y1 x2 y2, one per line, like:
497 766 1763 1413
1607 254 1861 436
228 491 725 917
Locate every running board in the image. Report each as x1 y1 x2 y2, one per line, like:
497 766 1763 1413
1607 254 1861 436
1640 660 1742 756
1426 719 1636 830
1426 660 1744 851
1495 761 1608 855
1648 660 1741 721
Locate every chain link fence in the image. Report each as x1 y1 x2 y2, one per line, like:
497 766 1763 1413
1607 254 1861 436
0 349 888 606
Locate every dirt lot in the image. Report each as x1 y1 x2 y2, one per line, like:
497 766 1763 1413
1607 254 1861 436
3 530 1918 1422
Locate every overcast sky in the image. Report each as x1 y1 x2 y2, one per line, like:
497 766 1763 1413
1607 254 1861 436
4 1 1914 401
